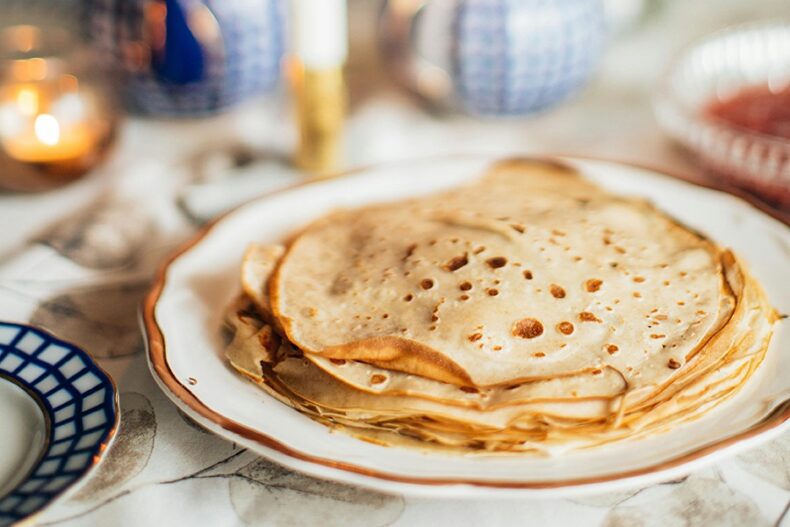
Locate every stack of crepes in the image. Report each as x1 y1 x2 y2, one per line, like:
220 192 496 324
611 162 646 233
224 159 777 453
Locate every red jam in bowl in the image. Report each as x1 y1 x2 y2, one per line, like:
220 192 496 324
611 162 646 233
705 85 790 139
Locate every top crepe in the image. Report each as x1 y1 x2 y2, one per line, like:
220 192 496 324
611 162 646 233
270 159 736 389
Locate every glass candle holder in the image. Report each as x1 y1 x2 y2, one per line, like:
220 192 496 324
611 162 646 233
0 25 119 192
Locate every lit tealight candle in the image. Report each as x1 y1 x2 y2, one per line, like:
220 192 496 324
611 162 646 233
0 25 117 191
1 96 100 164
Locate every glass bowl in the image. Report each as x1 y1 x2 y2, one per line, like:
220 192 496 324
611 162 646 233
654 22 790 209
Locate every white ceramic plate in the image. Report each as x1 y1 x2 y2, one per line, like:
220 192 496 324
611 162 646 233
143 156 789 497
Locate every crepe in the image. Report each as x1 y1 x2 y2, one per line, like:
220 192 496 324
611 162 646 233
224 158 778 453
272 160 733 389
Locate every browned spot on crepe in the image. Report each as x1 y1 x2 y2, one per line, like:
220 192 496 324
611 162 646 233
443 254 469 272
550 284 566 299
579 312 601 322
557 322 574 335
586 279 603 292
370 374 387 385
486 257 507 269
512 318 544 339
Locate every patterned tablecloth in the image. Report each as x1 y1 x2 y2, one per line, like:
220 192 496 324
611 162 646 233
1 1 788 525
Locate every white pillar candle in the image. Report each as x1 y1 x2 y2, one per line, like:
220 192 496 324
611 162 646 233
289 0 348 69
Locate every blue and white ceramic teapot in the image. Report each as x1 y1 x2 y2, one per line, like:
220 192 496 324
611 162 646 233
380 0 606 116
84 0 284 116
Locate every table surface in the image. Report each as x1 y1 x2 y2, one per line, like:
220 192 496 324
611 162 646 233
1 0 789 525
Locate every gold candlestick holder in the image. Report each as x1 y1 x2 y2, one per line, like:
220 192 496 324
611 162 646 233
289 59 346 177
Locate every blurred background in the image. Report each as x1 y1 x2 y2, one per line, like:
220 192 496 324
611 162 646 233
0 0 787 291
0 0 787 221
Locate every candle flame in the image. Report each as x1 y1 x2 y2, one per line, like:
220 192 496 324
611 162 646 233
16 87 39 115
34 114 60 146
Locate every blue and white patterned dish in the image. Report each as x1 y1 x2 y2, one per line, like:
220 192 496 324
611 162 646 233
0 322 118 527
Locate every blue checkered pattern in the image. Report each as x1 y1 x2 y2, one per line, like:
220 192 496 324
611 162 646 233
83 0 284 116
453 0 605 116
0 323 117 527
